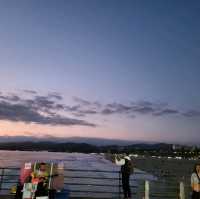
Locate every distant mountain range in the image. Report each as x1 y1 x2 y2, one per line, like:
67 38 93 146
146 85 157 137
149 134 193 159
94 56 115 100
0 136 196 152
0 135 197 154
0 141 174 153
0 135 157 146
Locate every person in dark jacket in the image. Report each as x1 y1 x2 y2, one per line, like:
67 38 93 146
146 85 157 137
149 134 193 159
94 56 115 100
191 163 200 199
115 155 133 199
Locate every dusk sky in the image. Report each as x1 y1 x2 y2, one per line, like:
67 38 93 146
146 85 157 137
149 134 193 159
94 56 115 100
0 0 200 144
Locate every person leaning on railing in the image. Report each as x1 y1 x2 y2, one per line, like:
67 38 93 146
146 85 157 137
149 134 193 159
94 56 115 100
115 155 134 199
191 163 200 199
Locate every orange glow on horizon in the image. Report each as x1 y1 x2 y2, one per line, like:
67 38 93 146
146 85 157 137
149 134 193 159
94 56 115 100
0 120 132 140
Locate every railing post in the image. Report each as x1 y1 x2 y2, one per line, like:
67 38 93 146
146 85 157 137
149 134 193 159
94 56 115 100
144 180 149 199
180 181 185 199
0 168 5 192
119 171 121 199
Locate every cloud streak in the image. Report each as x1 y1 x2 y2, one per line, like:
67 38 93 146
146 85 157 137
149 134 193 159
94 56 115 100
0 92 96 127
0 91 199 128
182 110 200 118
68 97 200 119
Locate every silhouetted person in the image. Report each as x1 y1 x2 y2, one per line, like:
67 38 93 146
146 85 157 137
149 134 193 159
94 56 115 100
115 155 134 199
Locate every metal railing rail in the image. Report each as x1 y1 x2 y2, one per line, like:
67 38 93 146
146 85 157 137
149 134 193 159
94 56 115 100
0 167 141 198
0 167 191 199
62 168 140 198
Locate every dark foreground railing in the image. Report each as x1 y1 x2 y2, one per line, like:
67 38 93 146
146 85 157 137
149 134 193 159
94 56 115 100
0 167 141 198
0 167 191 199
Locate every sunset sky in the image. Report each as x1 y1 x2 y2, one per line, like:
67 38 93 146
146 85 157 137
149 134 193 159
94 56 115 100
0 0 200 144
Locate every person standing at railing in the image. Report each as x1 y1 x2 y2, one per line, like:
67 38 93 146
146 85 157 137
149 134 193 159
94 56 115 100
191 163 200 199
115 155 134 199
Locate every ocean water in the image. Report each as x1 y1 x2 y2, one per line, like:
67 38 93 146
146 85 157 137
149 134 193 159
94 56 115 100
0 150 155 198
